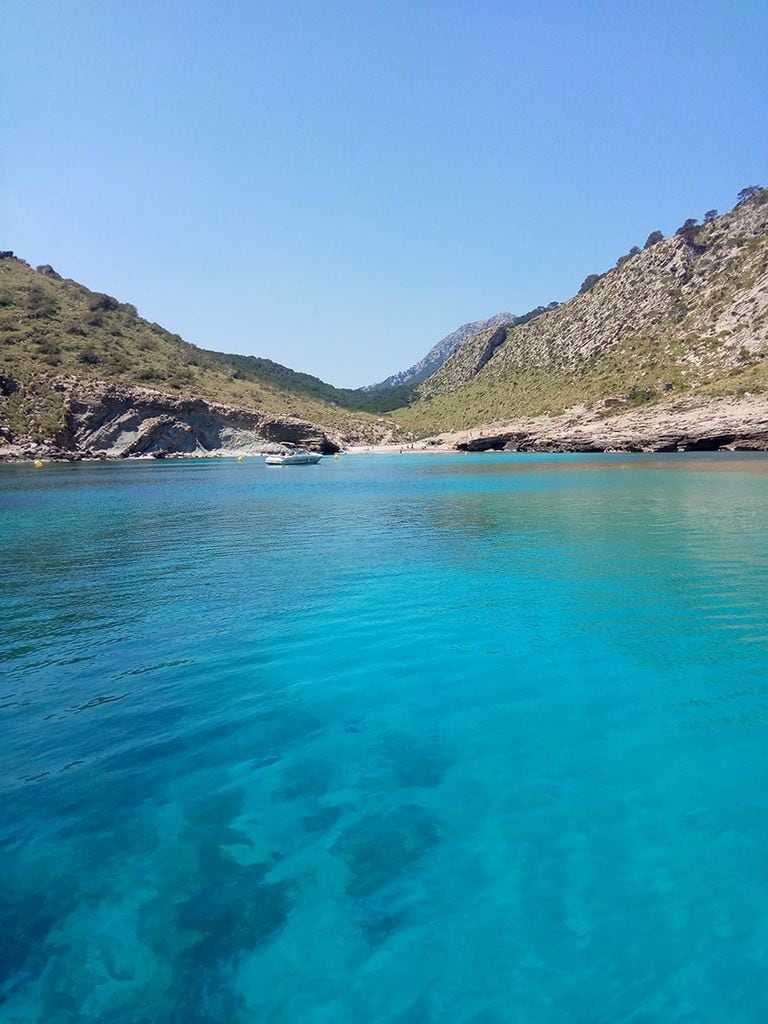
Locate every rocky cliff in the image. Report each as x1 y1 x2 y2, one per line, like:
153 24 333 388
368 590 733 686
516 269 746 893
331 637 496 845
0 375 348 461
421 394 768 453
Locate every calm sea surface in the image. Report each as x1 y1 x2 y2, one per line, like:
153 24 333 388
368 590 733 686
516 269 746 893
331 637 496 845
2 453 768 1023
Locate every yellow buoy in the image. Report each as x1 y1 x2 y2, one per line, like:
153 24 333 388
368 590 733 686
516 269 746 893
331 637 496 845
237 455 245 463
334 453 340 460
34 459 44 468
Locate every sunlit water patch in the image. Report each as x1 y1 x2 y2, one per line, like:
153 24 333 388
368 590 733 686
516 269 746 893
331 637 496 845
2 453 768 1022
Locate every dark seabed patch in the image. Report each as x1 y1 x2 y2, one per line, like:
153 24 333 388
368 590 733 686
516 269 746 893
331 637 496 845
354 885 413 945
274 757 334 801
332 805 442 899
176 862 291 958
0 871 79 1003
379 730 453 788
302 805 342 833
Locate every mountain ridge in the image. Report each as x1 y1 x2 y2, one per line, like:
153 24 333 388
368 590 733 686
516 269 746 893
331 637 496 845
394 188 768 434
365 312 516 392
0 255 518 419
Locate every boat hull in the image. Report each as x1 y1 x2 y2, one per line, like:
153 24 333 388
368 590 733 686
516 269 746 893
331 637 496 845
265 453 323 465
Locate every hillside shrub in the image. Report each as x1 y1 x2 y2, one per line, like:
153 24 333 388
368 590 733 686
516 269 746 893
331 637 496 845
26 286 59 318
579 274 601 294
736 186 762 206
89 293 119 312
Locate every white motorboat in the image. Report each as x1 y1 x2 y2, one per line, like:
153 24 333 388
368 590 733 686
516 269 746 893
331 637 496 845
264 448 323 466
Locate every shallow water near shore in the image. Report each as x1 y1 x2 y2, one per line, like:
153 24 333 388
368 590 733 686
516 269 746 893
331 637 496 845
2 452 768 1022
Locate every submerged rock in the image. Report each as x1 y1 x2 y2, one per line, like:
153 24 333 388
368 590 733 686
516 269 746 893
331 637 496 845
0 876 78 994
379 730 452 788
275 757 334 801
301 805 341 833
176 862 291 957
332 804 442 898
354 887 410 944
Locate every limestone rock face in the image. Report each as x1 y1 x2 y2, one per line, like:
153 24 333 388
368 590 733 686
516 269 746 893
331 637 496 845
418 323 511 397
438 394 768 453
0 377 342 460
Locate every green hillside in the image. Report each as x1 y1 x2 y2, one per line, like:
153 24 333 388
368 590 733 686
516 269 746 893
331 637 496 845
218 352 415 413
0 257 396 440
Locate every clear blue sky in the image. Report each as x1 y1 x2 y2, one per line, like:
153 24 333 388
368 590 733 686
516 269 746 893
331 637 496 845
3 1 766 386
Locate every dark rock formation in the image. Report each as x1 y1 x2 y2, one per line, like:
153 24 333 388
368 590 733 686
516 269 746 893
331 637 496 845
457 433 514 452
35 265 62 280
0 374 20 397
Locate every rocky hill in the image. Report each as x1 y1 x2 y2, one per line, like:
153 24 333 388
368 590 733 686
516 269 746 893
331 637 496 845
0 256 400 457
4 187 767 459
366 312 516 391
395 188 768 435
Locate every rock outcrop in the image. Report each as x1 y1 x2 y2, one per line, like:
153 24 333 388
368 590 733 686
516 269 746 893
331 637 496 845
0 376 342 461
423 394 768 453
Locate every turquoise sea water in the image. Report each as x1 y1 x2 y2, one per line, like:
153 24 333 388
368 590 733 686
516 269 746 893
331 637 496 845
2 453 768 1023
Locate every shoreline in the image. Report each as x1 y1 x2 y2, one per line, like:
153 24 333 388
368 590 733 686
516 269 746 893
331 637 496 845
3 394 768 463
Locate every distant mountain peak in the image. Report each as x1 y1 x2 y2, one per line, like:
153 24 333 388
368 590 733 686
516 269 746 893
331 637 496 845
366 312 516 392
